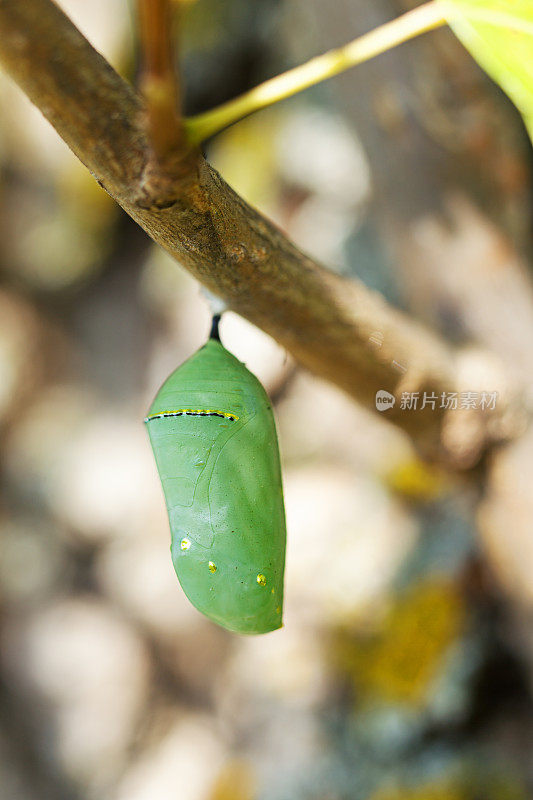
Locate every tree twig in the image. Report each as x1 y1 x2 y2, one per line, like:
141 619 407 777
137 0 183 162
185 1 447 143
0 0 520 467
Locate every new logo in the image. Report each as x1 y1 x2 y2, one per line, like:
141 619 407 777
375 390 396 411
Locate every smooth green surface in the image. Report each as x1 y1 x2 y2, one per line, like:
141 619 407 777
443 0 533 141
145 340 286 635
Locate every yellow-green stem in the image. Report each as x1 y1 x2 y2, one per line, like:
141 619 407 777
185 0 447 144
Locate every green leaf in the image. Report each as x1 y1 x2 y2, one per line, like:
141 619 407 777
442 0 533 141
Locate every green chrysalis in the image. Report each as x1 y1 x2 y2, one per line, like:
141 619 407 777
145 317 286 635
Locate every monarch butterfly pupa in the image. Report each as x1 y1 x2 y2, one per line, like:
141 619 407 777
145 315 286 634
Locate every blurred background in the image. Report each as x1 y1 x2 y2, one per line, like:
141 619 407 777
1 1 533 798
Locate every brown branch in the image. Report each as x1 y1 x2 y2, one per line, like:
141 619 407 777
0 0 145 199
137 0 183 166
0 0 521 467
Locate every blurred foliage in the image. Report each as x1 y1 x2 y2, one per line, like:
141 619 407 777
384 457 448 502
179 0 284 114
444 0 533 141
334 579 464 708
208 761 257 800
371 769 527 800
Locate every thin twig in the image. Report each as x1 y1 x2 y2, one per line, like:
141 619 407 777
185 0 447 143
137 0 183 162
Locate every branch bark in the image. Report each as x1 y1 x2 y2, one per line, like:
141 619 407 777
0 0 520 466
137 0 184 177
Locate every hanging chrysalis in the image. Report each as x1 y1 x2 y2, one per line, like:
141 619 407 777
145 315 286 634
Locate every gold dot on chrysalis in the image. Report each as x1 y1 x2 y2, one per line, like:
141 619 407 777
180 538 191 551
256 573 267 587
276 606 281 614
208 561 217 573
